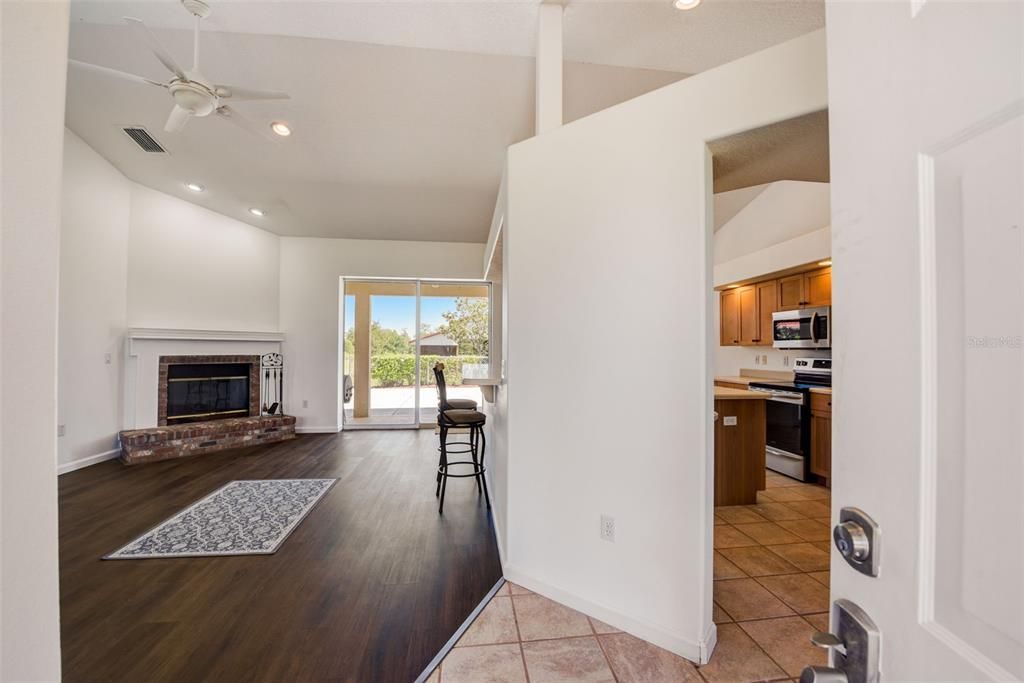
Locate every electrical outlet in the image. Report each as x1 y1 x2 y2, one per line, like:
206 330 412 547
761 354 768 365
104 352 112 365
302 399 309 409
723 416 738 426
57 424 66 437
783 355 790 366
754 355 761 365
600 515 615 542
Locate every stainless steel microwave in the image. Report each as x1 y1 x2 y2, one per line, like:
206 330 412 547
772 306 831 349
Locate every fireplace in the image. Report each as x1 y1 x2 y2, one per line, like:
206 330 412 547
158 355 261 426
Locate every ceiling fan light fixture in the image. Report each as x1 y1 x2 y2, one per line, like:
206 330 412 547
674 0 701 9
185 182 205 192
270 121 292 137
249 207 266 217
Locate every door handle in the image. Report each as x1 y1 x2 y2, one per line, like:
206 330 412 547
800 666 848 683
811 312 819 342
801 599 881 683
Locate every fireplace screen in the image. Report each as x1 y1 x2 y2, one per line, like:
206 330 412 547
166 362 251 424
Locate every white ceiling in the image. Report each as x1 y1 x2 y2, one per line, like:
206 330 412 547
709 109 830 193
65 0 825 242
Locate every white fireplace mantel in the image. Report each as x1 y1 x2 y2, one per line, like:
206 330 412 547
126 328 286 344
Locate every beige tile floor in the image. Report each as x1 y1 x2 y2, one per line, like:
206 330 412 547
428 471 832 682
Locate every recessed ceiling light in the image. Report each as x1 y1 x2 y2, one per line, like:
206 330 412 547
185 182 205 192
249 207 266 217
674 0 701 9
270 121 292 137
818 259 833 266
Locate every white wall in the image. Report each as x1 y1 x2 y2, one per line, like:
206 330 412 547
59 129 131 469
128 184 280 332
713 180 830 265
0 1 69 678
57 131 284 469
503 31 828 663
712 180 832 376
279 237 485 432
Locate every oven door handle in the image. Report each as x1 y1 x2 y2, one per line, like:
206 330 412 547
811 312 819 343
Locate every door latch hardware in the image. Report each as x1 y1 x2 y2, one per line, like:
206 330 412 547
800 599 881 683
833 507 880 576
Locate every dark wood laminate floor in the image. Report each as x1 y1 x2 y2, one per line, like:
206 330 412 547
58 430 502 682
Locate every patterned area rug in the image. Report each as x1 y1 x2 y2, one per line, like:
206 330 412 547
105 479 336 559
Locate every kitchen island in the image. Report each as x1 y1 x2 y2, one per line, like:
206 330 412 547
714 386 767 505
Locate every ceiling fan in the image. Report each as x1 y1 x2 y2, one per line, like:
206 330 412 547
68 0 290 135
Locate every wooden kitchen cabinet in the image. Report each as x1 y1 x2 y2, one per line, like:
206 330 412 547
754 280 777 345
805 268 832 307
719 265 832 345
720 288 740 346
810 391 832 487
777 267 832 311
777 274 805 311
738 286 759 345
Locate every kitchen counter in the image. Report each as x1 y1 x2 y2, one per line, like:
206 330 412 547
715 375 756 386
714 387 768 400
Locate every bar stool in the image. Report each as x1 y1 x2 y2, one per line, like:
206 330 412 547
433 363 489 514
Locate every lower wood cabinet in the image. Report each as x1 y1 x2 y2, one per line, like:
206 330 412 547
809 393 832 487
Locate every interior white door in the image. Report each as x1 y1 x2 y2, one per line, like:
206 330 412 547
827 1 1023 680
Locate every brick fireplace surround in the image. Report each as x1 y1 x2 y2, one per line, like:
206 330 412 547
119 354 295 465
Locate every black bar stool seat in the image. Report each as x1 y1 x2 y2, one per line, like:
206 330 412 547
440 408 486 424
445 398 478 410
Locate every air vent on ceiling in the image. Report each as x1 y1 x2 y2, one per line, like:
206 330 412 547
122 127 166 153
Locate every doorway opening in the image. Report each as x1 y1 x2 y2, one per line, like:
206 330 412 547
705 110 836 677
342 278 491 429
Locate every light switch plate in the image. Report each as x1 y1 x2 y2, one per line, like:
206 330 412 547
723 416 738 426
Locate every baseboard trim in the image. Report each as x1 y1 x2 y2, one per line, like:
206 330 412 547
295 426 342 434
483 472 506 568
501 566 704 665
699 620 718 665
413 577 506 683
58 448 120 475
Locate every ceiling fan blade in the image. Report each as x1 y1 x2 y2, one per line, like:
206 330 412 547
215 105 273 140
68 59 167 88
214 85 290 102
124 17 186 80
164 105 191 133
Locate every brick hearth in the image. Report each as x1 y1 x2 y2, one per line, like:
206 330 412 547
119 415 296 465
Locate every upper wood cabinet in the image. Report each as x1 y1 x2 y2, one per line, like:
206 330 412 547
738 286 759 345
777 274 805 310
777 267 832 311
754 280 777 346
719 265 831 346
805 268 832 307
720 288 740 346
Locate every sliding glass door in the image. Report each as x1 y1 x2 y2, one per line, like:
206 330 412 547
342 279 489 428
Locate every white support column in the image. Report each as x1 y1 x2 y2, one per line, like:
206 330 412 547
535 2 563 135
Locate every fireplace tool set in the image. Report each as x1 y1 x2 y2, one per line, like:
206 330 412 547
260 353 284 416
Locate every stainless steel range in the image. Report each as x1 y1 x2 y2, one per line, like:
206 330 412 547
747 358 832 481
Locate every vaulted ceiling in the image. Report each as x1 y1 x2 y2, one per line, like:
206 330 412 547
65 0 825 242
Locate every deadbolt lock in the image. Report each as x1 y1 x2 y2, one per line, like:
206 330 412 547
833 507 880 577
